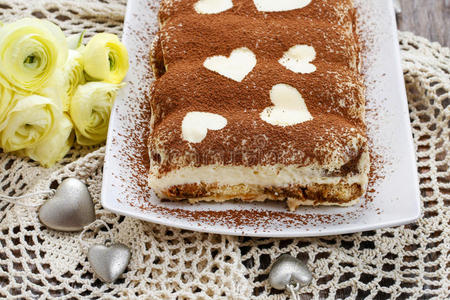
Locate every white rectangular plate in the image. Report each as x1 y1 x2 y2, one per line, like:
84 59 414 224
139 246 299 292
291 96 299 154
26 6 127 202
101 0 421 237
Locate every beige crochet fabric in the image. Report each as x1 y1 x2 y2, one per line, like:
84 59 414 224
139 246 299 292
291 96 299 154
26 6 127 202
0 1 449 299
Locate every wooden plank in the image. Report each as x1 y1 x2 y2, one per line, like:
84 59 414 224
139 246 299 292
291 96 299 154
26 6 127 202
397 0 450 47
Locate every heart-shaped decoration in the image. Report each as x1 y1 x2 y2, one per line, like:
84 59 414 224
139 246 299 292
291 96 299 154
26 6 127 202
194 0 233 14
203 47 256 82
279 45 316 74
182 111 227 143
88 243 131 283
39 178 96 232
260 83 313 126
253 0 311 12
269 254 312 290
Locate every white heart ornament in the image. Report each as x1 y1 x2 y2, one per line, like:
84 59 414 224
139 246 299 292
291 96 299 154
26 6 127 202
203 47 256 82
88 243 131 283
39 178 96 232
279 45 316 74
260 84 313 126
194 0 233 14
253 0 311 12
182 112 227 143
269 254 312 290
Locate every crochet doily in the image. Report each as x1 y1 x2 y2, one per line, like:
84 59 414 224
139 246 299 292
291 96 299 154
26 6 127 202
0 1 448 299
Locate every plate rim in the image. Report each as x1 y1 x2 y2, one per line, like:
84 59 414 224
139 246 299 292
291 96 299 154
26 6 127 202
101 0 421 237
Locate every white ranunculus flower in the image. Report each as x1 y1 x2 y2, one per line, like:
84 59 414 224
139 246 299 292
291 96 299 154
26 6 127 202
0 94 61 152
24 113 74 167
39 50 85 111
0 76 14 127
70 82 124 145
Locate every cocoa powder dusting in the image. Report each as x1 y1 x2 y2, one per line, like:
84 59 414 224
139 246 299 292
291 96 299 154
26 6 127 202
149 0 367 174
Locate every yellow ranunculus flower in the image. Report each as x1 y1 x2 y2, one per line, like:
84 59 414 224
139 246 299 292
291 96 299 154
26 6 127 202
0 95 61 152
0 76 14 126
70 82 124 145
0 18 68 92
24 113 74 167
82 33 129 84
39 50 85 111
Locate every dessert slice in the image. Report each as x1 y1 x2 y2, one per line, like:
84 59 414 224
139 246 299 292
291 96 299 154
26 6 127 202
148 0 369 210
149 107 368 209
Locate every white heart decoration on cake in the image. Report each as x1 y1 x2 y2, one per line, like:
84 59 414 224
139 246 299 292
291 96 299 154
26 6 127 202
194 0 233 14
260 83 313 126
253 0 312 12
203 47 257 82
279 45 316 74
182 112 228 143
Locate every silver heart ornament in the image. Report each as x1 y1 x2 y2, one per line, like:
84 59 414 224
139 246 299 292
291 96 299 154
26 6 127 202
39 178 96 231
88 243 131 283
269 254 312 290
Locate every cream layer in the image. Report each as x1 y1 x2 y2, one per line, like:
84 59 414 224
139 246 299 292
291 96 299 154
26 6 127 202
149 151 369 193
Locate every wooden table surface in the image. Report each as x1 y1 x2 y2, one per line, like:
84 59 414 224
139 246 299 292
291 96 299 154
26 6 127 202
397 0 450 47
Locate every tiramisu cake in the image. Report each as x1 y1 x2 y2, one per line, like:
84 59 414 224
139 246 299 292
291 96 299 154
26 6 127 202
148 0 369 210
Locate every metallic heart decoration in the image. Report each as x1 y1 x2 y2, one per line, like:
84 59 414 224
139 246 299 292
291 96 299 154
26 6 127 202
269 254 312 290
38 178 96 231
88 243 131 283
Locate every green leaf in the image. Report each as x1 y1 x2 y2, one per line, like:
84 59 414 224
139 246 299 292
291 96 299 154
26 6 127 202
66 30 86 50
